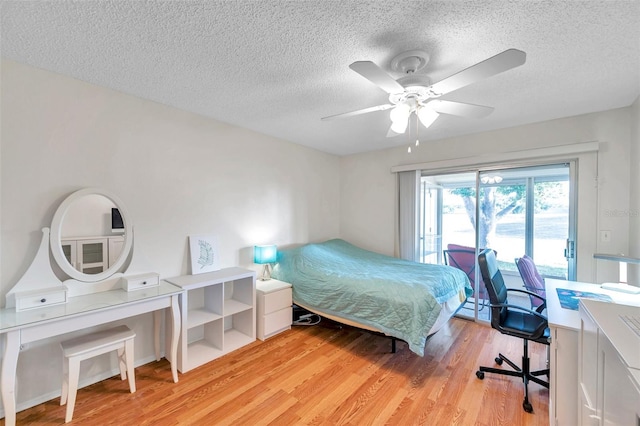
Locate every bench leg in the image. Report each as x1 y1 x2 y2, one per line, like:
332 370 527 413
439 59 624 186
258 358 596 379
125 339 136 393
117 346 127 380
60 355 68 406
65 358 80 423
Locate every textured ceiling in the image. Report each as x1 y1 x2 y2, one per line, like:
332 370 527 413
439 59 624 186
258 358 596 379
1 1 639 156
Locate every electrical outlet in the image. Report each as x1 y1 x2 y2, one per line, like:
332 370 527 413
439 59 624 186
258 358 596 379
600 230 611 242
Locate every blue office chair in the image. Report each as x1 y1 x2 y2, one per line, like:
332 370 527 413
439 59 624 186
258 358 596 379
475 249 550 413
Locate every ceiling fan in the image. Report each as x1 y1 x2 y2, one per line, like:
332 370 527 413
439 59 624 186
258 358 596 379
322 48 526 137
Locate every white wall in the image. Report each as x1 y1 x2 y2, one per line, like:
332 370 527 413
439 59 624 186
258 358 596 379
340 108 633 284
0 60 340 412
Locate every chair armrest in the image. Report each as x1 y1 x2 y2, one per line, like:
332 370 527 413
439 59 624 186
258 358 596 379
507 288 547 312
507 287 546 303
489 302 548 321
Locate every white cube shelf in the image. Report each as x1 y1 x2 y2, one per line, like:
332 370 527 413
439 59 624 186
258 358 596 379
166 267 256 373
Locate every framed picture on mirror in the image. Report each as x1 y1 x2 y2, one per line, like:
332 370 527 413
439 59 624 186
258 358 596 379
189 234 220 274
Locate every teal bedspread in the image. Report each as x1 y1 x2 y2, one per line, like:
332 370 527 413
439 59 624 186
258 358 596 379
271 239 472 356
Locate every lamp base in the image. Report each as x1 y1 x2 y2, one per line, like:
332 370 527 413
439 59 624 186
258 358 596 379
259 264 272 281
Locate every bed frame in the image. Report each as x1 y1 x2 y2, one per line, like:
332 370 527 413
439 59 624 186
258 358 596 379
294 290 468 354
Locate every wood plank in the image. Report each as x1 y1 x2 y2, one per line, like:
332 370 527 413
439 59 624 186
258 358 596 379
4 318 549 425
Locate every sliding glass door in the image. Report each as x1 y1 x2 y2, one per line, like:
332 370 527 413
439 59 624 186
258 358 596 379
478 165 573 279
419 163 575 321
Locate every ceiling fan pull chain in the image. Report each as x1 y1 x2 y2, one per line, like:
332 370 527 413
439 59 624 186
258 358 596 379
415 113 420 147
408 113 419 154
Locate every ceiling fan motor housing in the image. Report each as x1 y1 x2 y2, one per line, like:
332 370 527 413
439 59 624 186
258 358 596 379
389 75 436 108
390 49 431 74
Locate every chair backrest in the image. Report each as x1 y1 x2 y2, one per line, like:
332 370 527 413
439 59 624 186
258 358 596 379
478 249 508 328
443 244 477 284
515 255 546 307
480 249 549 342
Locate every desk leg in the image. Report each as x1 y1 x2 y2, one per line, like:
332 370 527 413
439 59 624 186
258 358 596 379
1 331 20 426
169 294 180 383
153 311 161 361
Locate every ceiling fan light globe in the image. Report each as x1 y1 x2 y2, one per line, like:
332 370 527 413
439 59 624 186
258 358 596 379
389 103 411 134
390 117 409 134
417 107 439 128
390 103 410 122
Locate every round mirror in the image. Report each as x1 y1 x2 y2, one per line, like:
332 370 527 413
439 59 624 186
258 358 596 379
50 188 133 282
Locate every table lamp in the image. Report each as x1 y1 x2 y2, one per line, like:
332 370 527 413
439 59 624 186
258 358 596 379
254 245 277 281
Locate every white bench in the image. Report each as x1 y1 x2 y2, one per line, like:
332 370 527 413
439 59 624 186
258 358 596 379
60 325 136 423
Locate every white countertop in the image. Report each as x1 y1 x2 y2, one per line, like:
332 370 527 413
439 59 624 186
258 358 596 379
256 278 291 293
580 298 640 370
0 280 182 332
165 267 255 290
545 278 640 331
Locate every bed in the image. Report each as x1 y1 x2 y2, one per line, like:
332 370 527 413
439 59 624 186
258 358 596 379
271 239 473 356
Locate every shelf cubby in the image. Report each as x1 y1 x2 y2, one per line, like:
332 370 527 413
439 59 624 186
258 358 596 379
166 267 256 373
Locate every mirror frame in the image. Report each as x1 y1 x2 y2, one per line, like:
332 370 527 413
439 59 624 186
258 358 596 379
50 187 133 282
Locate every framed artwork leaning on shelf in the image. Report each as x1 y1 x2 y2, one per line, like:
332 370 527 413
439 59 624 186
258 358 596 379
189 234 220 274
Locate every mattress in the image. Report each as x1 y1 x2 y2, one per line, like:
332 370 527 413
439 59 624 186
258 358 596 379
271 239 472 356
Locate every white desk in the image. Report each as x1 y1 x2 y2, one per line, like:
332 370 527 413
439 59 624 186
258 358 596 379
579 299 640 424
545 278 640 426
0 281 182 426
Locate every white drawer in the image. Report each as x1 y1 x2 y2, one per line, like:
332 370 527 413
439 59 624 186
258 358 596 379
15 289 67 311
259 288 292 315
259 306 292 340
122 273 160 291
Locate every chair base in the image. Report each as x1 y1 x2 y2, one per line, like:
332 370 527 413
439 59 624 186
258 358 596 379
476 340 549 413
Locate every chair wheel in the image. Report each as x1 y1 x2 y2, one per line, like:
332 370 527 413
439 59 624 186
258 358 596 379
523 400 533 413
476 370 484 380
495 357 503 365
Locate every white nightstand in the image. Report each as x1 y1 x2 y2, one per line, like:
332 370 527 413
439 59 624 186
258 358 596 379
256 279 292 341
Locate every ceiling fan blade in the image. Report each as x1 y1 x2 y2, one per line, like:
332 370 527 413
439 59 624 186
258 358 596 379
428 49 526 96
428 100 494 118
386 125 400 138
321 104 393 121
349 61 405 94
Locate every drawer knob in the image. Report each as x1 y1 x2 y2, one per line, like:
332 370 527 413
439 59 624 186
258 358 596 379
40 298 46 303
142 281 147 285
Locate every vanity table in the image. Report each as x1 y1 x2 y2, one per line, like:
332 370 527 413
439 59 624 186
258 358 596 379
0 282 181 426
0 188 182 426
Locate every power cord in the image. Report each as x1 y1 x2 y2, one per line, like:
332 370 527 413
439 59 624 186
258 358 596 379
293 313 321 326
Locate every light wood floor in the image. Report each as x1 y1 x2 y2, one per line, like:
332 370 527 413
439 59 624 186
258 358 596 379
5 317 549 425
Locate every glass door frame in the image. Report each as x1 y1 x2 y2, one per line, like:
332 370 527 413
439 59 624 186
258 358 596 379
420 159 578 321
476 161 576 279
